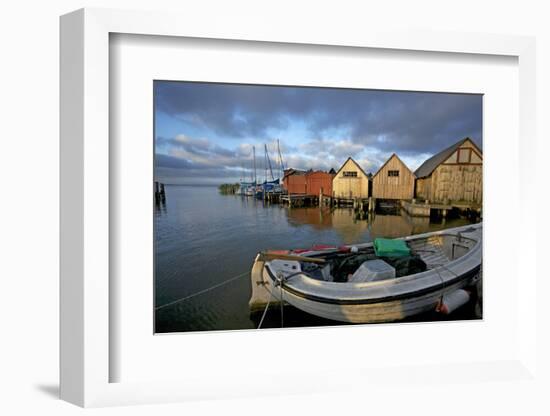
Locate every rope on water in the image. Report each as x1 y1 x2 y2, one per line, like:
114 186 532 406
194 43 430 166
155 271 250 311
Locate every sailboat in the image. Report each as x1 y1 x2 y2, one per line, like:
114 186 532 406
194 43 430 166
256 140 285 199
240 146 257 197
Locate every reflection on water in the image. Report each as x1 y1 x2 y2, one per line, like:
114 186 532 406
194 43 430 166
155 185 478 333
285 206 470 243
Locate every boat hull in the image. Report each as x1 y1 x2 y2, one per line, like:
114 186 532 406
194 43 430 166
261 268 477 323
251 223 482 323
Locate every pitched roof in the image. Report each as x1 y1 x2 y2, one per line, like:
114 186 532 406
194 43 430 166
414 138 482 178
334 157 369 178
373 153 414 178
283 168 307 179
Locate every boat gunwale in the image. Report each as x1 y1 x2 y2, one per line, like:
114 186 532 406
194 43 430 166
261 224 482 305
264 263 480 305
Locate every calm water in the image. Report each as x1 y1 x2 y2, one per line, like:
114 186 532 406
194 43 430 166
155 185 480 333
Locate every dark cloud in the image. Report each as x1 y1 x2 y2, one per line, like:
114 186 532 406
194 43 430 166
154 81 482 184
155 81 482 154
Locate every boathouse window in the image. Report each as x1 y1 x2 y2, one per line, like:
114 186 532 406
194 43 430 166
388 170 399 177
343 171 358 177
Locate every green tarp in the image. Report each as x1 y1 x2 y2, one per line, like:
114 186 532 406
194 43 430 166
373 238 411 258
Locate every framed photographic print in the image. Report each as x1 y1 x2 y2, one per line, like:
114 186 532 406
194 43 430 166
153 80 484 334
60 8 538 407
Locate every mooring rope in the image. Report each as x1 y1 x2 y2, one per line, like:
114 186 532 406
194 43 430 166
155 271 250 311
257 271 311 329
257 289 274 329
279 281 284 328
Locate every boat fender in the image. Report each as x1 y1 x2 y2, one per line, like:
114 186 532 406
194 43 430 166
436 289 470 315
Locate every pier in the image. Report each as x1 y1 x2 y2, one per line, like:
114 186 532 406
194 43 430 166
277 193 383 218
262 191 282 203
280 193 374 213
401 199 481 219
236 190 481 222
280 194 322 207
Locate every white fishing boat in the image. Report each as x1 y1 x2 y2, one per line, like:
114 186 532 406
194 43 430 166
250 223 482 323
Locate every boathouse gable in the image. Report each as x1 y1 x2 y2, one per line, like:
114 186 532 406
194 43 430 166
332 157 369 199
414 138 482 204
371 153 415 200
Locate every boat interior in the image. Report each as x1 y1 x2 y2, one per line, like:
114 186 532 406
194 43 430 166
267 232 479 284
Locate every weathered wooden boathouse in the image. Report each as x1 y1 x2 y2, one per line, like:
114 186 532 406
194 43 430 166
332 157 370 201
282 168 307 194
414 137 482 205
371 153 415 200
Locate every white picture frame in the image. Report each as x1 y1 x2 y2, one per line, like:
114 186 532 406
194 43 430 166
60 8 538 407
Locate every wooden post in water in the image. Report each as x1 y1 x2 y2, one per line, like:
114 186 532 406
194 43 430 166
319 187 323 207
154 181 159 204
155 181 166 204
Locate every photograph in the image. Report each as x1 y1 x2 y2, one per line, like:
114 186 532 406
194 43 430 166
153 81 483 333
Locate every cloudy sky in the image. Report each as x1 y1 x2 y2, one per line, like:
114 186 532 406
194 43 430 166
155 81 482 185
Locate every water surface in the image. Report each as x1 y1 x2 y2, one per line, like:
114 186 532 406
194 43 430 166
155 185 479 333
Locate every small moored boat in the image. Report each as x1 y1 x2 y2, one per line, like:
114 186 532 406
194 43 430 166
250 223 482 323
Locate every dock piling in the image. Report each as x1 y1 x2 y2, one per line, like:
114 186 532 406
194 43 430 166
155 181 166 204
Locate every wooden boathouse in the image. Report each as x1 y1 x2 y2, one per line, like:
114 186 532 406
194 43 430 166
414 137 482 205
306 170 335 198
332 157 369 201
281 169 335 207
282 168 307 194
371 153 415 200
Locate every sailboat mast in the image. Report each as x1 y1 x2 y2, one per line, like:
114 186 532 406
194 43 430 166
277 139 284 177
265 143 274 181
252 145 257 184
